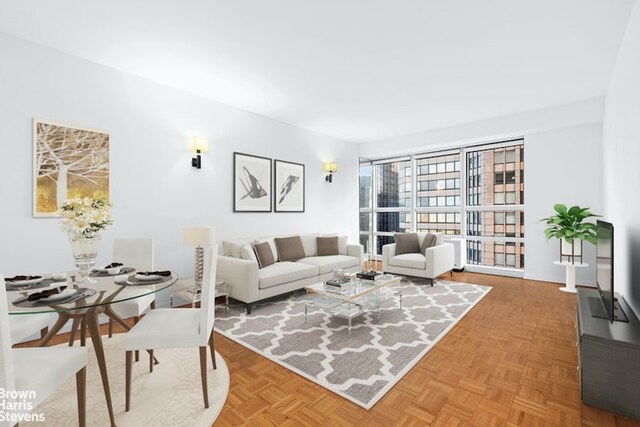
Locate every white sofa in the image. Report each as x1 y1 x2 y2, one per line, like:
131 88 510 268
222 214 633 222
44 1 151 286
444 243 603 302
382 233 454 285
217 234 363 313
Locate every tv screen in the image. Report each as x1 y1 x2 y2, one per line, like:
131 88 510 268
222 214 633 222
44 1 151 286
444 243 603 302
596 220 614 321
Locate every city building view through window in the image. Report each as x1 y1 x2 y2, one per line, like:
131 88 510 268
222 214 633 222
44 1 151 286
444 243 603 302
359 140 525 271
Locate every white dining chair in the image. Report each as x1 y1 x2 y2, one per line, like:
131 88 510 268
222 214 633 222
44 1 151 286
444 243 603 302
108 238 156 339
9 312 56 345
1 276 88 427
123 245 218 411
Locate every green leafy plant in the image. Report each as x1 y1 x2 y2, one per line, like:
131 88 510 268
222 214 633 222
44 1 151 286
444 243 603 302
540 204 599 245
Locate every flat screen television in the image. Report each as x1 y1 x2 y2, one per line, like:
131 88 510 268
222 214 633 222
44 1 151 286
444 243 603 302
594 220 628 322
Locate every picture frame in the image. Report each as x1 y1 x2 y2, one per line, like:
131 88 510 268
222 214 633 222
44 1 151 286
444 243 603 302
33 118 110 217
274 159 305 212
233 152 272 212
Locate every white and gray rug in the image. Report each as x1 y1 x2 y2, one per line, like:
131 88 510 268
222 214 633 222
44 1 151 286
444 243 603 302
215 278 491 409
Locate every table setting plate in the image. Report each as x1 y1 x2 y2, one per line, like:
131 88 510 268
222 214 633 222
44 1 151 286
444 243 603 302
134 273 161 281
36 288 78 302
90 267 135 277
5 275 43 286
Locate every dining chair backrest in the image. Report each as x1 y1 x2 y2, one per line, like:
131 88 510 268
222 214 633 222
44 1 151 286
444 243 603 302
199 245 218 345
0 275 16 392
113 238 154 271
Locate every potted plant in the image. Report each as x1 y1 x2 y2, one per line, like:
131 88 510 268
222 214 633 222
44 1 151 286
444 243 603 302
541 203 599 264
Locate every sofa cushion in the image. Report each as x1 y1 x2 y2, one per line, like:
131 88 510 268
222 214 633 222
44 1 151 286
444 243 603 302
240 244 258 263
317 237 339 256
297 255 359 275
258 262 319 290
389 253 426 269
394 233 420 254
253 242 275 269
275 236 306 262
419 233 437 254
299 233 320 257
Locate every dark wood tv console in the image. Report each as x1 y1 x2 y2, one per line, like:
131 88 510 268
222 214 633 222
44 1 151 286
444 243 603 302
577 288 640 420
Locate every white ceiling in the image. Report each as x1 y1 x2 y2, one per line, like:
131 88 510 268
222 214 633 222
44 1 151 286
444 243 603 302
0 0 635 142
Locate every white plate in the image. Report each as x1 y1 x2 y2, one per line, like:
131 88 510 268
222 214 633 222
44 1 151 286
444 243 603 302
34 288 77 302
6 276 43 286
135 274 161 281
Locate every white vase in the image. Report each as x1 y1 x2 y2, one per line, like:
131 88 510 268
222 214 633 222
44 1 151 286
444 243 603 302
69 235 101 284
561 238 582 264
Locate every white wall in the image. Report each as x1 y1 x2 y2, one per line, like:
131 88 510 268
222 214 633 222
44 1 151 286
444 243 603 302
0 34 359 292
525 124 602 285
359 102 604 285
603 1 640 316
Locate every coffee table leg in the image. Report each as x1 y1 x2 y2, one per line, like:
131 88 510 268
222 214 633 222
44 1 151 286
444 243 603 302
86 308 117 427
304 305 308 321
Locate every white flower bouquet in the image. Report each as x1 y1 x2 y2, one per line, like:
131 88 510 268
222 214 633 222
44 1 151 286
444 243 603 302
58 197 113 239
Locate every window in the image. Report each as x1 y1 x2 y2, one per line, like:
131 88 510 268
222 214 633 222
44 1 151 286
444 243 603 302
416 152 462 236
465 142 524 269
359 140 524 272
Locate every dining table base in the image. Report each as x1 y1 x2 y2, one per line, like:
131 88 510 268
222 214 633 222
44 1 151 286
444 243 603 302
39 301 158 427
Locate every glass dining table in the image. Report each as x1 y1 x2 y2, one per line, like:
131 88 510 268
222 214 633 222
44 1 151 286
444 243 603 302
7 271 178 427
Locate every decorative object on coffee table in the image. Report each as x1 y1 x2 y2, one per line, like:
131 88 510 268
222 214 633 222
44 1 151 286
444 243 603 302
233 152 272 212
274 159 305 212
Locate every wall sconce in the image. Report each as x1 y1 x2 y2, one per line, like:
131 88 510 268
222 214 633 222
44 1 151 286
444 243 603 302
188 137 209 169
323 162 338 183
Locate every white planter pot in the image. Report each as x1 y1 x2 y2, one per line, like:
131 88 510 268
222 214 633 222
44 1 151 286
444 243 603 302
560 238 582 264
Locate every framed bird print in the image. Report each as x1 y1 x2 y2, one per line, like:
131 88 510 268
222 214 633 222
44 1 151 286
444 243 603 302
274 159 305 212
233 152 272 212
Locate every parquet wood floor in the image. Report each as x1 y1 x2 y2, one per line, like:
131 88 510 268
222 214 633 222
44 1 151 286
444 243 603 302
16 272 640 426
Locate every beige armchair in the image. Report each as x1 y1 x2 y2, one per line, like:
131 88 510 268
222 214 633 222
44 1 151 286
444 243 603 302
382 234 454 284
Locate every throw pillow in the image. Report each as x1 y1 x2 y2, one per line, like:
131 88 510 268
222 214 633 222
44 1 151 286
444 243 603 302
394 233 420 255
254 238 278 262
275 236 306 262
420 233 437 254
316 236 339 256
240 244 258 263
253 241 275 268
321 233 348 254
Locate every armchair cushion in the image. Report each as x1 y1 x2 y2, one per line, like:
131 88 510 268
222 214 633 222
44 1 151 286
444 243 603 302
388 253 426 269
394 233 420 254
420 233 437 254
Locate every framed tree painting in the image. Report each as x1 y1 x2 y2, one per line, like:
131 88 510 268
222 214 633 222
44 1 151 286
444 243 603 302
274 159 305 212
33 119 110 217
233 152 272 212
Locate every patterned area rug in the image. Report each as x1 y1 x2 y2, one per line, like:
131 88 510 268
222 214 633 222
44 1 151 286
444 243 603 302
215 278 491 409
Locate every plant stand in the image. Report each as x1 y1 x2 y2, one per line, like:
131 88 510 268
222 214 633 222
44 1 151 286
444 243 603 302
554 261 589 293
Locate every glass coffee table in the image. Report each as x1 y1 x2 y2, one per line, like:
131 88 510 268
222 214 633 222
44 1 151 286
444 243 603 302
304 274 402 330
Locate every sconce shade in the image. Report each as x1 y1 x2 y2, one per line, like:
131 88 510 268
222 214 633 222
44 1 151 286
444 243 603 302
183 226 215 247
188 137 209 153
323 162 338 173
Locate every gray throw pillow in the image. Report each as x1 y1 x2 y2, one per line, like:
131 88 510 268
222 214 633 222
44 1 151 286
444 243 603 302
275 236 306 262
420 233 438 254
316 236 339 256
394 233 420 255
253 241 275 268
